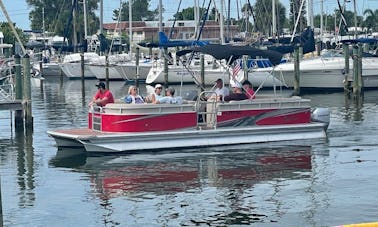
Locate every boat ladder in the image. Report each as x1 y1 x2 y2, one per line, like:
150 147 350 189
91 106 103 131
196 91 218 130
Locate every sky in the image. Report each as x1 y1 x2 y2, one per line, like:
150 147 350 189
1 0 377 31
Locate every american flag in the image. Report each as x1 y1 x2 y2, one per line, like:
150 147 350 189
232 60 242 76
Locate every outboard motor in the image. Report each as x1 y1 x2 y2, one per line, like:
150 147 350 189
311 107 330 130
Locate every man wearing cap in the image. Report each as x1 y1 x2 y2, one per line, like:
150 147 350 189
209 78 229 101
154 87 182 104
224 82 248 102
89 81 115 107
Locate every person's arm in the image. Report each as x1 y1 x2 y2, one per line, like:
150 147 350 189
124 95 133 104
88 92 100 106
151 94 157 103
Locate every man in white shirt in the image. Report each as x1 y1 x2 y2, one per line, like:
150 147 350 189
211 78 229 101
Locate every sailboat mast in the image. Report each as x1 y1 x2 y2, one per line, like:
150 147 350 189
100 0 103 34
353 0 357 39
307 0 314 28
220 0 225 44
129 0 133 56
320 0 323 42
83 0 88 39
272 0 276 38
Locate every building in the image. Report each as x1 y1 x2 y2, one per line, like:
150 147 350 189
102 20 239 44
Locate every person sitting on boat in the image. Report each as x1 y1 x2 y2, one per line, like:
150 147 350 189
124 86 145 104
208 78 230 101
154 87 182 104
242 80 255 99
224 82 248 102
88 81 115 107
147 84 163 103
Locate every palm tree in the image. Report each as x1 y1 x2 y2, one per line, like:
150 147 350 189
363 9 378 32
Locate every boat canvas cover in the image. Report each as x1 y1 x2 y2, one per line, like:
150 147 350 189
176 44 283 66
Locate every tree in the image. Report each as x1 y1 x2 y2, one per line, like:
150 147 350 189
253 0 286 36
363 9 378 32
0 22 28 44
174 7 216 21
26 0 100 45
112 0 159 21
289 0 307 33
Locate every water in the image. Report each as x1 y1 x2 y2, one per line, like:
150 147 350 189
1 78 378 227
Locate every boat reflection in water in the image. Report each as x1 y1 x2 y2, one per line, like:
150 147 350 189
50 144 315 225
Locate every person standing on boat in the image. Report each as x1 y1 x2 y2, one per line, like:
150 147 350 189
209 78 229 101
242 80 255 99
154 87 182 104
124 86 145 104
88 81 115 107
224 83 248 101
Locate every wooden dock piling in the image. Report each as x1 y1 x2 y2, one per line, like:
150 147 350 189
243 55 248 81
200 54 205 91
105 54 109 88
22 54 33 130
14 54 23 129
163 47 169 87
80 53 85 104
352 44 363 95
293 47 300 96
135 47 140 88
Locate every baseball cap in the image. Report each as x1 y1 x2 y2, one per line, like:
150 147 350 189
155 84 163 89
95 81 106 89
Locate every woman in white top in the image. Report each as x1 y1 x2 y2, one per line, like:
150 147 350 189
124 86 144 104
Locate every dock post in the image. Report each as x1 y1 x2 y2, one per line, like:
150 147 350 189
80 52 85 105
357 43 363 91
316 41 321 56
163 47 168 87
22 54 33 130
105 54 109 88
352 44 361 95
14 54 23 129
135 47 140 88
293 47 300 96
200 54 205 92
60 56 64 85
299 46 303 59
243 55 248 81
343 43 350 91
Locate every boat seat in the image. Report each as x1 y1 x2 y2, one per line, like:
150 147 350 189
103 103 196 114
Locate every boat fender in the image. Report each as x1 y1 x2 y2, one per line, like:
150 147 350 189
311 107 330 130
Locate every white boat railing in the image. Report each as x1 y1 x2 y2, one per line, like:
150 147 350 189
0 83 14 101
91 106 103 132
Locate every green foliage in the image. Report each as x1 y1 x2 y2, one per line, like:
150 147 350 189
112 0 159 21
0 22 28 44
363 9 378 32
26 0 100 44
313 10 364 35
289 0 307 32
253 0 286 36
174 7 216 21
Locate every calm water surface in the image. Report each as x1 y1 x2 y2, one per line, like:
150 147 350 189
0 78 378 227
